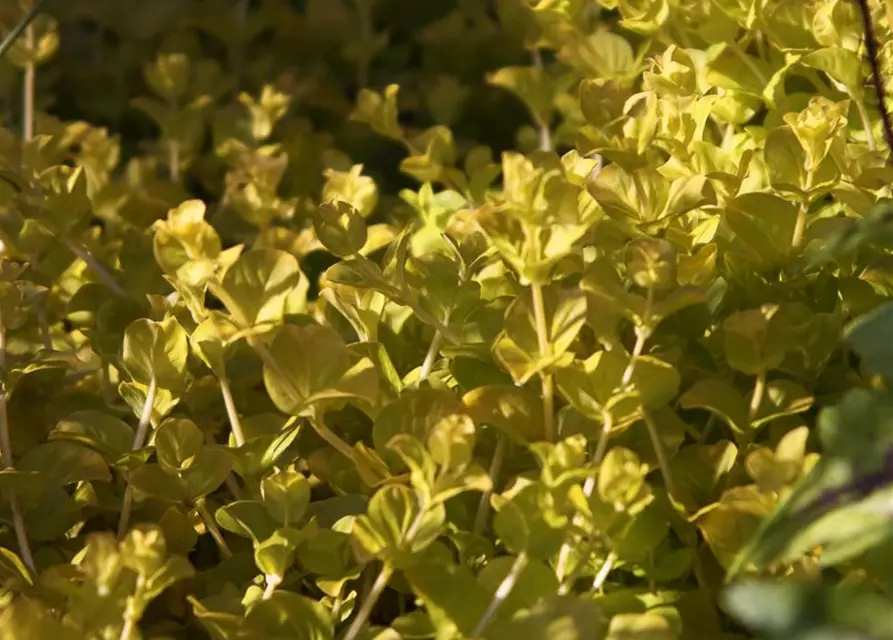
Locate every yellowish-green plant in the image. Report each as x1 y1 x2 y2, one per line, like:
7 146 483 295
1 1 893 639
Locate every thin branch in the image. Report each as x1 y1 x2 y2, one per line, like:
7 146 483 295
22 8 34 143
855 0 893 161
118 377 158 540
0 0 53 62
473 433 507 535
419 330 443 382
64 239 126 297
591 551 617 592
472 552 529 637
0 311 35 573
531 282 555 442
195 497 232 559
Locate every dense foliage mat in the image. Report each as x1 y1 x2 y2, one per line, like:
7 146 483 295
4 1 893 638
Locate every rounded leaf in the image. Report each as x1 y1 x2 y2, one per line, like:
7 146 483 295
314 200 368 257
262 324 351 415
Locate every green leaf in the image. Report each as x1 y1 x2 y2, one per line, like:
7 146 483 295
351 484 446 568
720 579 814 637
129 464 185 502
722 305 787 375
152 199 224 281
695 485 775 570
670 441 738 513
190 313 240 377
17 441 111 487
254 527 305 581
145 52 190 102
322 164 378 218
485 595 607 640
403 562 490 637
477 555 559 616
314 200 368 258
122 315 189 389
239 590 334 640
216 500 279 543
350 84 404 141
730 389 893 576
606 612 675 640
493 483 567 560
183 447 233 500
296 527 357 579
218 249 304 329
679 379 749 434
155 418 204 471
598 447 652 512
488 65 558 126
49 410 134 462
845 301 893 387
373 389 462 459
262 324 353 415
143 554 195 602
119 382 179 427
631 356 681 409
462 385 545 444
800 47 863 90
0 548 33 585
261 468 311 526
752 380 813 428
502 286 587 361
725 193 798 264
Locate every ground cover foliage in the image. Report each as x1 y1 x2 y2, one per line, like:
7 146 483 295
5 0 893 638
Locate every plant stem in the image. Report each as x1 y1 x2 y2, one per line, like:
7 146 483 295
0 411 34 576
473 433 506 535
35 296 51 351
344 502 430 640
852 91 878 151
855 0 893 161
642 409 677 498
622 286 653 386
101 361 116 406
472 552 529 637
209 281 378 480
0 0 52 62
591 551 617 592
343 563 393 640
262 573 281 600
118 574 145 640
118 377 157 540
196 497 232 559
22 14 34 143
168 140 180 183
419 330 443 381
218 375 245 447
0 309 35 574
531 49 552 152
331 585 346 624
64 239 126 297
249 336 374 476
530 282 555 442
791 170 815 249
555 412 613 587
748 371 766 423
698 414 718 444
203 430 243 500
314 412 368 472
